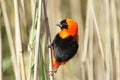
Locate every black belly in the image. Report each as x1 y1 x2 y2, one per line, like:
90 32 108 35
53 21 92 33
52 33 79 63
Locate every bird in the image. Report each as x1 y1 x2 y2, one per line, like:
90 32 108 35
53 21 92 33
49 19 79 75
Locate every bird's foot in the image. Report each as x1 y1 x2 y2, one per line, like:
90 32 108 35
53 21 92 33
49 69 57 75
47 43 53 48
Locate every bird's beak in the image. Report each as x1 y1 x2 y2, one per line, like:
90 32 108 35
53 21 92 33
56 22 62 28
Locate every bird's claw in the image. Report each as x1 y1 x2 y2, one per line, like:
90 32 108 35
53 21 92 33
49 70 57 75
47 43 53 48
49 70 56 75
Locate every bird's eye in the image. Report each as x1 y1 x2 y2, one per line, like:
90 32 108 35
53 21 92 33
60 20 68 29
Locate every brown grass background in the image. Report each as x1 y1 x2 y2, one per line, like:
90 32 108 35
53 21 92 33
0 0 120 80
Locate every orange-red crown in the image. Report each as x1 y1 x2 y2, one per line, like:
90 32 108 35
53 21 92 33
57 19 78 39
66 19 78 37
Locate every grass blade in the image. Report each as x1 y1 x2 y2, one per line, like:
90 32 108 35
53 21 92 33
33 0 42 79
111 0 120 79
42 0 54 80
14 0 26 79
0 16 2 80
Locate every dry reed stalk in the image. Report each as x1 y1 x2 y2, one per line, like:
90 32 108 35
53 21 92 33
20 55 27 80
0 0 18 79
0 21 2 80
42 0 54 80
20 0 27 32
91 3 106 77
86 1 94 80
81 64 86 80
14 0 26 80
81 0 91 63
33 0 42 80
91 1 110 79
28 50 34 80
21 0 25 12
111 0 120 80
87 5 94 80
104 0 112 80
91 2 107 80
31 0 35 20
14 0 21 79
81 1 92 80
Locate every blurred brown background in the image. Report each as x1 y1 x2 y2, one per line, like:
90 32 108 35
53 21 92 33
0 0 120 80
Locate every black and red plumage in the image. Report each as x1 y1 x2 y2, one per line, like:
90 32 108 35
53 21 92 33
50 19 79 74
